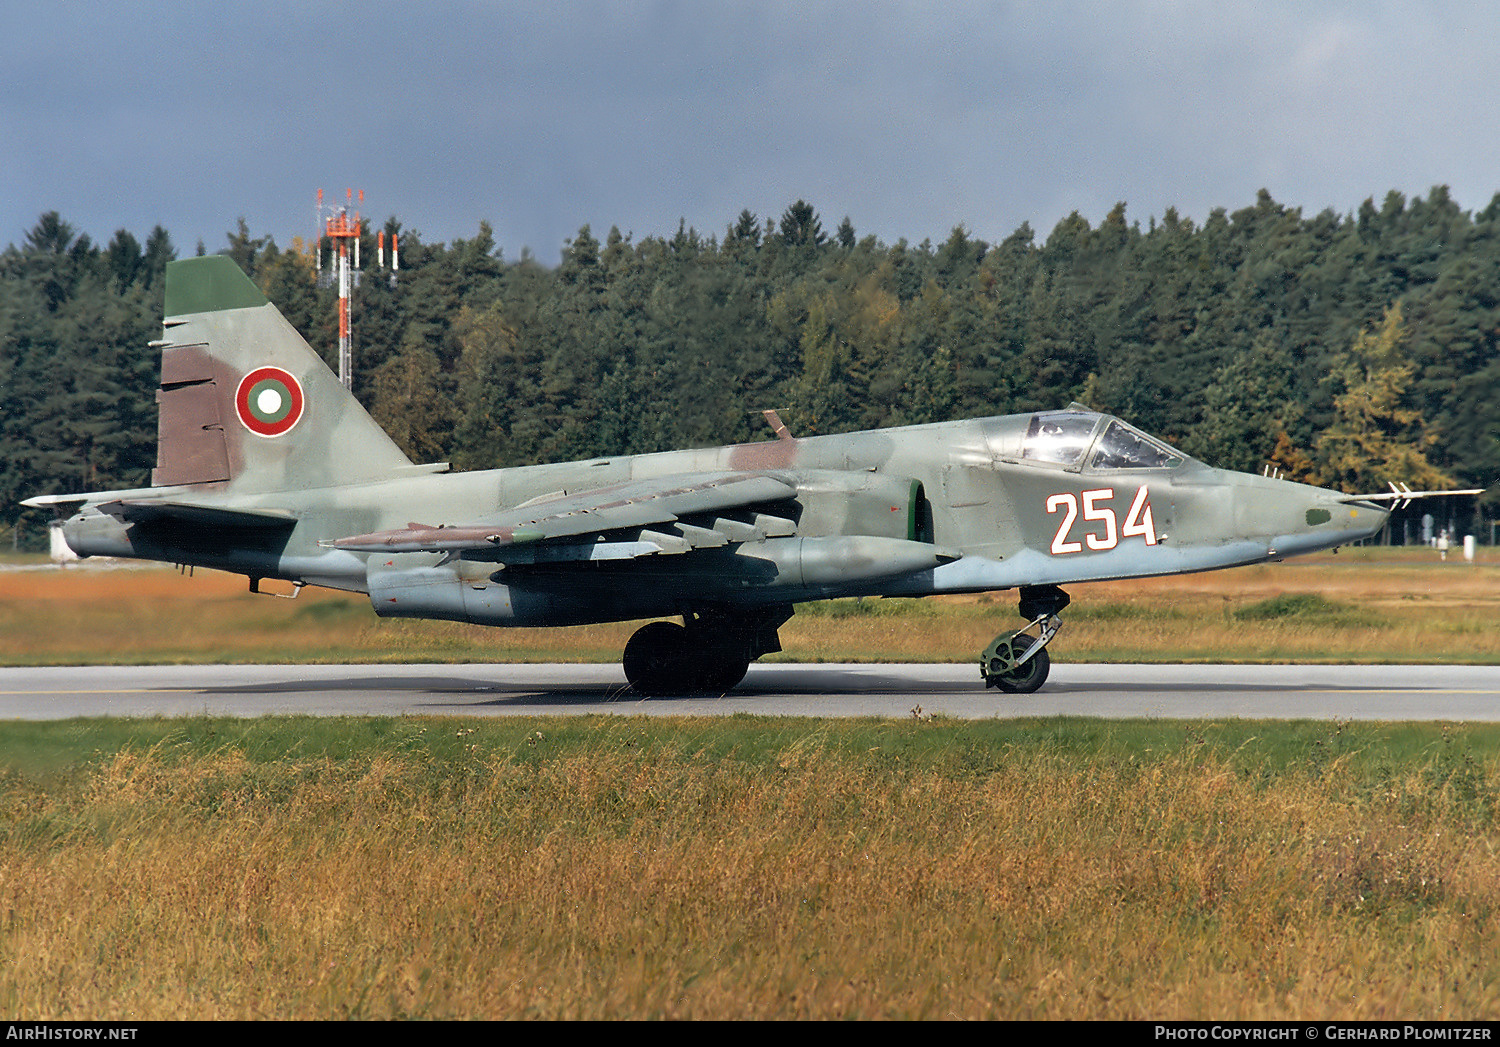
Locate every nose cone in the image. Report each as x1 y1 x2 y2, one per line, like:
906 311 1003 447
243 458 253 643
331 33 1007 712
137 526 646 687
1228 473 1389 558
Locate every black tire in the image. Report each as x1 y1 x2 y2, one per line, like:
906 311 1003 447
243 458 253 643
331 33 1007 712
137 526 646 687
623 621 690 695
990 641 1050 694
695 649 750 693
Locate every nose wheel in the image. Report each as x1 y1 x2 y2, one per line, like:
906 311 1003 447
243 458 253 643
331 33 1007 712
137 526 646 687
983 633 1053 693
981 585 1068 694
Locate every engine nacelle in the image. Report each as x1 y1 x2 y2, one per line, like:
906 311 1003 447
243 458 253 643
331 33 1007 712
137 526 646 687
366 535 954 627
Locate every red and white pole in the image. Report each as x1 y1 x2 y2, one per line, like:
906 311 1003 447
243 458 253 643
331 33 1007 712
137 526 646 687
338 237 351 389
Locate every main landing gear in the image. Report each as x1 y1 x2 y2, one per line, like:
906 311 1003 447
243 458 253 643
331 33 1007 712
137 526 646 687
981 585 1069 694
623 606 793 696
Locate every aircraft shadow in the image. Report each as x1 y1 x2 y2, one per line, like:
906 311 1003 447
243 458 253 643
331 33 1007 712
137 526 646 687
177 667 1410 710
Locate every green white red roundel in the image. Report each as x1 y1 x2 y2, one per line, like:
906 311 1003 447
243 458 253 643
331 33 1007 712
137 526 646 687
235 367 305 437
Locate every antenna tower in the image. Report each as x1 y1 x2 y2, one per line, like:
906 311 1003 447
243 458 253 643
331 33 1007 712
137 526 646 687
317 188 363 390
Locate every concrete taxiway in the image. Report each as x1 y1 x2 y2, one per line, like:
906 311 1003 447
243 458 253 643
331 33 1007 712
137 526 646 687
0 663 1497 720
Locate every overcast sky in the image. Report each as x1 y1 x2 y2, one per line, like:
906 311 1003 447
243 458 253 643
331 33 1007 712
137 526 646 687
5 1 1499 263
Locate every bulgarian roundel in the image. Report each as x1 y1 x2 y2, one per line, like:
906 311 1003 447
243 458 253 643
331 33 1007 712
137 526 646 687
235 367 305 437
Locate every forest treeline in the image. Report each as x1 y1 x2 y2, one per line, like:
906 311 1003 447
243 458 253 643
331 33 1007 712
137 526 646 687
3 189 1498 545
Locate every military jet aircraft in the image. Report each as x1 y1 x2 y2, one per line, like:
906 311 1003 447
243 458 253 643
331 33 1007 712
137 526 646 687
23 256 1474 695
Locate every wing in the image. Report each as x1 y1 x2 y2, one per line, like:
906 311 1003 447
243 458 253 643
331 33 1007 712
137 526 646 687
328 471 799 561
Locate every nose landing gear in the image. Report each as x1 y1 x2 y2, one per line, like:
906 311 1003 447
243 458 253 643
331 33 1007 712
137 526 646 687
981 585 1069 693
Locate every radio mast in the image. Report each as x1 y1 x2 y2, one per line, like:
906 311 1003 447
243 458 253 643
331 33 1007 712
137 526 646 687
316 188 362 390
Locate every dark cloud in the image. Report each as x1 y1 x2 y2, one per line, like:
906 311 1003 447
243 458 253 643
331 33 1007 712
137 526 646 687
4 1 1497 262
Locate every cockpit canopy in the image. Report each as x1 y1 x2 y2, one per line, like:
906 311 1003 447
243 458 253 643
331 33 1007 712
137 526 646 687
1021 409 1185 471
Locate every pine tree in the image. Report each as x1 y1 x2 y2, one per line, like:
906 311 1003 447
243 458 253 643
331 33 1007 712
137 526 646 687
1309 304 1454 492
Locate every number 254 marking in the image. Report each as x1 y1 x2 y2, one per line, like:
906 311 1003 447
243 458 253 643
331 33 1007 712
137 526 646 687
1047 486 1157 555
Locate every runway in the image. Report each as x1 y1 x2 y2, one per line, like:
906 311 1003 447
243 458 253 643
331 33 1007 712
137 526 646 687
1 663 1498 720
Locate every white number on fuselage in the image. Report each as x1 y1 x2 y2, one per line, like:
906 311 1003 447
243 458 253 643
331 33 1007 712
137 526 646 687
1047 486 1157 555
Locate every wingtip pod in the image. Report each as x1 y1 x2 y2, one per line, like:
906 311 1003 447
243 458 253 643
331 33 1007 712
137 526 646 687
164 255 270 317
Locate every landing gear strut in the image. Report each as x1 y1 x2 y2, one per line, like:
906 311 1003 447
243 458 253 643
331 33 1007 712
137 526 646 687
623 606 793 696
981 585 1069 693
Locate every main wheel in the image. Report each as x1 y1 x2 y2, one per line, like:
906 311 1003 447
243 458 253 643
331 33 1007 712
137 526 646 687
989 640 1050 694
623 621 691 695
694 648 750 693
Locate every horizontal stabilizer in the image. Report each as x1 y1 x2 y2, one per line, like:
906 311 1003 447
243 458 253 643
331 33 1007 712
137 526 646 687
95 499 297 530
20 493 95 511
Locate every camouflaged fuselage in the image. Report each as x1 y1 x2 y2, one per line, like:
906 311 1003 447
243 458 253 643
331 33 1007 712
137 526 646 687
51 410 1388 627
31 256 1389 630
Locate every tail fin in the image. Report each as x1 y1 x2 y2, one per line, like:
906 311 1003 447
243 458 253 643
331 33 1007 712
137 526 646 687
151 255 415 493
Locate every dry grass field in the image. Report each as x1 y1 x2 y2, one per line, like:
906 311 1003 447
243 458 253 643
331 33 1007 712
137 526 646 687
0 716 1498 1020
1 547 1496 666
